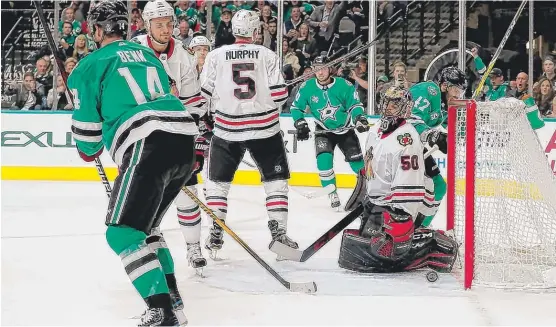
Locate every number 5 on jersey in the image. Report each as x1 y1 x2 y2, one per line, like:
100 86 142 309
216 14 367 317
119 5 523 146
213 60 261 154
232 63 256 100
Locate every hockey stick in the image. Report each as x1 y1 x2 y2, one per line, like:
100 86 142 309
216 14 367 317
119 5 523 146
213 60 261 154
269 204 364 262
33 0 112 198
271 145 440 262
285 27 387 86
181 186 317 294
472 0 527 99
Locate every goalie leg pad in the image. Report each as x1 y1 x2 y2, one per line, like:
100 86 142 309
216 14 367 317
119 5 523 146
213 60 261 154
263 179 289 230
174 185 201 244
403 229 459 273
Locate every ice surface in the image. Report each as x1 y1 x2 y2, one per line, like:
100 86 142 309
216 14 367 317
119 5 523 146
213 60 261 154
2 181 555 325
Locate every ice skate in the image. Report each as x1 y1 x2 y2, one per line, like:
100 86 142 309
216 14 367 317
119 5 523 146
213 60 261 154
186 242 207 276
268 220 299 261
205 222 224 260
328 191 341 211
138 308 184 327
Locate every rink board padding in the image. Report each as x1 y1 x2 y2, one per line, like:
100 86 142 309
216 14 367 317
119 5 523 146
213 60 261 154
2 112 556 189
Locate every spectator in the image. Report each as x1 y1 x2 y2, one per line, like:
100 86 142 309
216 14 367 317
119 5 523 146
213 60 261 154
175 0 199 31
58 7 82 36
235 0 253 11
538 56 556 90
65 57 78 75
260 5 276 33
507 72 529 99
34 58 53 95
177 20 193 45
284 0 313 22
47 75 72 110
484 68 509 101
131 17 147 38
349 55 369 107
263 19 278 51
60 22 76 56
254 32 264 45
380 61 412 93
283 40 300 77
293 23 318 64
534 77 556 117
307 0 347 53
130 8 142 32
214 8 235 48
4 72 45 110
71 34 90 61
285 5 304 34
376 75 389 108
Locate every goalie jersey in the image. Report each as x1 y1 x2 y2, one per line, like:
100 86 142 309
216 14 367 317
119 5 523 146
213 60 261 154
199 41 288 141
131 35 206 117
364 122 439 218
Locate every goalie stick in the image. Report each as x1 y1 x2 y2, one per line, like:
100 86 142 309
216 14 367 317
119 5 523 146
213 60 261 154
33 0 112 198
270 145 440 262
180 186 317 294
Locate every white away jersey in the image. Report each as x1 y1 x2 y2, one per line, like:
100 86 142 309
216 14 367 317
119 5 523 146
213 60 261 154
199 41 288 141
132 35 206 117
364 121 439 218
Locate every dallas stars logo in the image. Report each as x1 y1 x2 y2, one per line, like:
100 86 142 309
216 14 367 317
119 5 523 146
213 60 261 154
318 99 340 122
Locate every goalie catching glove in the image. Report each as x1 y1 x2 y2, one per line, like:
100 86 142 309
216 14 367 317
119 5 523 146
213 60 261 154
424 129 447 154
294 118 311 141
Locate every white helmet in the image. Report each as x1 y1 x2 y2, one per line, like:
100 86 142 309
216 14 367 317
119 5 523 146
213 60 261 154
189 36 211 49
142 0 175 31
231 9 260 39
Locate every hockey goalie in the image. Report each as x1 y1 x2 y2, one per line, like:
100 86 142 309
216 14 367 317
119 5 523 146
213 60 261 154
338 86 458 274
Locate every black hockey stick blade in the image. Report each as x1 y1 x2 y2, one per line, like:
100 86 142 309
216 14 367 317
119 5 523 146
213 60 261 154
269 204 364 262
181 187 317 294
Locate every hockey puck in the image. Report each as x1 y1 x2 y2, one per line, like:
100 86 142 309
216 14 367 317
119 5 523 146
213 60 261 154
426 271 439 282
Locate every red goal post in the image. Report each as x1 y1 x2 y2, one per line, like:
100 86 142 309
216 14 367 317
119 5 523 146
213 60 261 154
446 99 556 290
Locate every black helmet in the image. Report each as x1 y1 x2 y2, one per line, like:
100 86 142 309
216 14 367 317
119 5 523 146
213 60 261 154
439 66 467 89
88 1 129 39
313 55 330 67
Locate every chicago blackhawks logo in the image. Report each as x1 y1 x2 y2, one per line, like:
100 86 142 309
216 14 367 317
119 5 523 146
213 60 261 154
364 146 375 180
397 133 413 146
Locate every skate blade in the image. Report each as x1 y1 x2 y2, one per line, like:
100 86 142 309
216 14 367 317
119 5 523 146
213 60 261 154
195 267 204 277
289 281 318 294
175 309 188 326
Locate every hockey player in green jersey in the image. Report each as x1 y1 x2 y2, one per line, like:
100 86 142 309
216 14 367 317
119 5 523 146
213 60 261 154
69 2 197 325
471 47 545 130
290 56 370 210
408 66 467 227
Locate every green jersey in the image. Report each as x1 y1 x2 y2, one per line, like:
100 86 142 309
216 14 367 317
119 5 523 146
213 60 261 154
408 81 444 135
175 7 198 29
474 56 544 130
290 77 365 131
69 40 198 166
58 20 82 36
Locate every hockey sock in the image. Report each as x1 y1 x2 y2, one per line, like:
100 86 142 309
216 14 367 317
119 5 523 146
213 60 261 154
348 160 365 175
264 179 289 230
106 225 169 298
146 232 174 274
422 174 447 227
317 153 336 191
175 186 202 244
205 179 230 225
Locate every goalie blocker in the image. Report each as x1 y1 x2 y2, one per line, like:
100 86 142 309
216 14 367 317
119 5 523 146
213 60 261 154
338 200 458 273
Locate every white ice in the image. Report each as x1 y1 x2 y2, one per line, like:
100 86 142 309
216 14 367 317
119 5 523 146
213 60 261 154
2 181 556 326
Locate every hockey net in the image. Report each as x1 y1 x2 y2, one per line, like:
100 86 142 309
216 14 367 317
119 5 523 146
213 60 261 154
447 98 556 290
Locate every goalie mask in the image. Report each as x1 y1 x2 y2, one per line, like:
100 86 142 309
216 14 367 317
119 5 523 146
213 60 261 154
88 0 129 43
379 86 413 132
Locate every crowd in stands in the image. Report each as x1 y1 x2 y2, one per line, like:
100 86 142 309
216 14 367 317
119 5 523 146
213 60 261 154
2 0 556 117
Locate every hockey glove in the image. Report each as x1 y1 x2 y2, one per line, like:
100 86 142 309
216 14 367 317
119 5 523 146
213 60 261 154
198 113 214 141
426 129 448 154
354 115 370 133
294 119 311 141
194 136 209 174
77 147 103 163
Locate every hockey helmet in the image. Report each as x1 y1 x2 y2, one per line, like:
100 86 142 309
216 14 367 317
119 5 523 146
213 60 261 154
88 0 129 39
189 36 211 50
313 55 330 67
439 66 467 90
379 86 413 131
231 9 261 39
142 0 175 31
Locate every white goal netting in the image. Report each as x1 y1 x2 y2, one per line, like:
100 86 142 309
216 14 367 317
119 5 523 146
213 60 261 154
451 98 556 289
